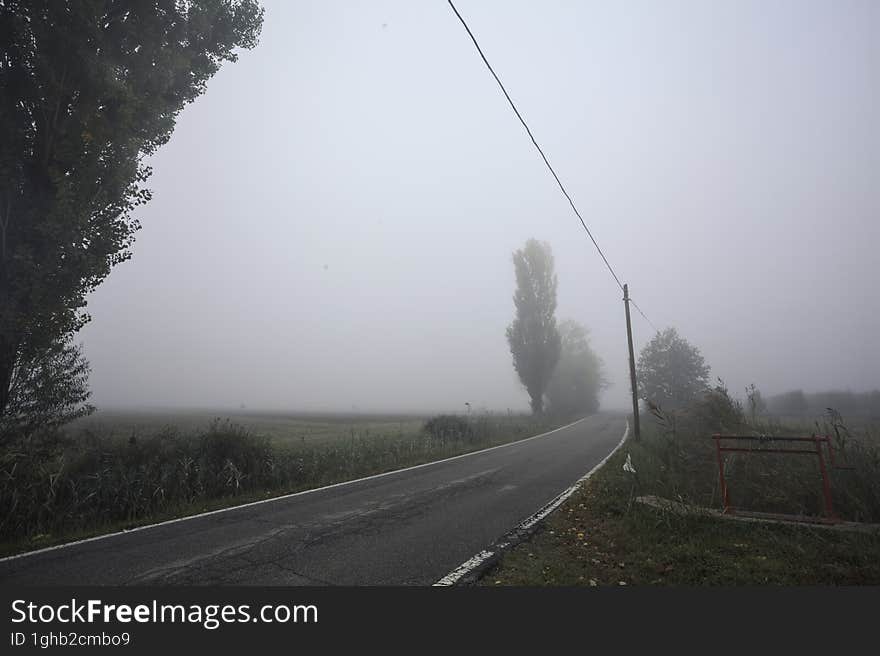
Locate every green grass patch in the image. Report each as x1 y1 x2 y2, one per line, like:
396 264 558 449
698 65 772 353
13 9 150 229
71 409 429 448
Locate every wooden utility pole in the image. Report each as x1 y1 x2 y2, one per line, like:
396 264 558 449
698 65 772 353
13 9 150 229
623 284 641 441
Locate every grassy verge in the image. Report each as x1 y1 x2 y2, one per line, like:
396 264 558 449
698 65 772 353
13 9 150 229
0 411 566 558
481 390 880 585
481 446 880 586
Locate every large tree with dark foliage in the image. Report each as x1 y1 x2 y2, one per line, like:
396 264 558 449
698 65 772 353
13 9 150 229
506 239 561 415
0 334 93 440
0 1 263 422
636 327 710 410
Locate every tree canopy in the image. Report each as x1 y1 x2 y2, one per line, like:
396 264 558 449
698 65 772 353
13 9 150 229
0 334 93 441
545 319 606 419
506 239 561 415
636 327 710 410
0 0 264 419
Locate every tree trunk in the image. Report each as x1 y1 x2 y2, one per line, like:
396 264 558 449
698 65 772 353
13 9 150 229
0 337 16 418
529 390 543 416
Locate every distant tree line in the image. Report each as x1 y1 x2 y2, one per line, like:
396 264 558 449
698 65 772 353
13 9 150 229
766 389 880 418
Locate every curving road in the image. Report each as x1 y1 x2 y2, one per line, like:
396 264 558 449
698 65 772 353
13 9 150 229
0 413 625 585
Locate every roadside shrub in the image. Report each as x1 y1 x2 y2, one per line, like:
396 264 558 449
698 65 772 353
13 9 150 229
424 415 474 442
195 420 274 496
0 421 277 542
422 412 554 444
689 379 746 434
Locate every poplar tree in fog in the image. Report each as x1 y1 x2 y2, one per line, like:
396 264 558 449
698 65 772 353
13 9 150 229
506 239 561 415
0 1 264 431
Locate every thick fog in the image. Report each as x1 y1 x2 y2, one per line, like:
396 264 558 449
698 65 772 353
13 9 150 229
78 0 879 413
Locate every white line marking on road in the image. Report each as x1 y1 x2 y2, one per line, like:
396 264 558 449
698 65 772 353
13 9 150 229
0 415 597 564
433 420 630 586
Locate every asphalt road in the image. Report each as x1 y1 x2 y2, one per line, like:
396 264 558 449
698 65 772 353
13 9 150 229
0 413 625 585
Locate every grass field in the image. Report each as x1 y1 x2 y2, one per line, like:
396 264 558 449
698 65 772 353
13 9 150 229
72 408 430 448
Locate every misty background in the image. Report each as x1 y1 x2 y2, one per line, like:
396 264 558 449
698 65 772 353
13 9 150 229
77 0 879 413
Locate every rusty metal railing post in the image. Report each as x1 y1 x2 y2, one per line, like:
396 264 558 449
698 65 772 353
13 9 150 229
712 434 730 513
814 436 837 522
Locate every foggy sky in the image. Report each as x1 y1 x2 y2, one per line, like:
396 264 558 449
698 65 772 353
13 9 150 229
78 0 880 413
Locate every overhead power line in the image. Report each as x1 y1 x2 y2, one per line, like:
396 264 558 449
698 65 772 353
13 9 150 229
446 0 659 333
446 0 620 289
630 298 659 333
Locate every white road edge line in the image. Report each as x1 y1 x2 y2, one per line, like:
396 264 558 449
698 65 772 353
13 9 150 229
0 415 595 564
433 420 630 586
